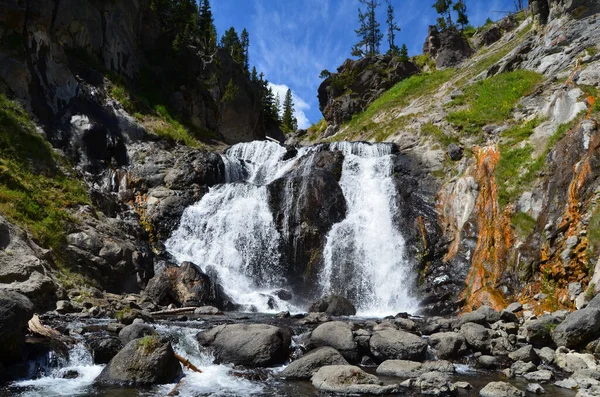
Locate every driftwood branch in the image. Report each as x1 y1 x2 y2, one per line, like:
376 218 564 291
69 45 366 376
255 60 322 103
150 307 196 316
166 378 186 396
28 315 77 346
174 352 202 373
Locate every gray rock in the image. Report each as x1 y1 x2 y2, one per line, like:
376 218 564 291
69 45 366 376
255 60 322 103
569 282 583 300
118 323 156 345
511 360 537 375
526 383 545 394
298 312 331 325
459 322 491 353
554 347 598 373
505 302 523 313
55 300 75 314
555 378 579 389
96 336 182 385
480 381 525 397
552 308 600 348
0 291 34 365
415 371 456 396
376 360 454 378
500 310 519 323
280 347 348 379
88 336 123 364
524 370 553 382
478 355 499 369
196 323 291 367
369 328 428 362
311 365 398 395
447 143 463 161
508 345 539 363
428 332 468 359
308 321 358 363
537 347 555 363
455 381 473 389
308 295 356 316
523 315 560 346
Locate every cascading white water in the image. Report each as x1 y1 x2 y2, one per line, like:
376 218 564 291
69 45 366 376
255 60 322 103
320 142 417 315
10 343 103 396
167 140 417 315
166 141 309 312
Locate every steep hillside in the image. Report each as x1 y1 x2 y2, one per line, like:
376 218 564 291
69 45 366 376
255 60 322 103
297 1 600 313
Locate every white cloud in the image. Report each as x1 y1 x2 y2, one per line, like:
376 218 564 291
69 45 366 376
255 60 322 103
268 83 311 129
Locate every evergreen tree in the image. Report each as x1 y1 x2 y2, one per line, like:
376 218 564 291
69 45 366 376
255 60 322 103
220 27 245 65
251 66 258 83
432 0 453 29
453 0 469 29
197 0 217 51
398 44 409 61
352 0 383 58
282 89 297 132
240 28 250 73
152 0 198 52
385 0 401 56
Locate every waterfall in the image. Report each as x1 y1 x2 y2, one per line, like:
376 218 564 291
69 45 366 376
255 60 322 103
166 140 417 315
320 142 417 315
166 141 309 312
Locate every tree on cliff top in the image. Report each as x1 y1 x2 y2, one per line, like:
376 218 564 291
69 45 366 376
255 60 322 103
197 0 217 52
352 0 383 58
281 89 297 133
432 0 469 30
385 0 401 56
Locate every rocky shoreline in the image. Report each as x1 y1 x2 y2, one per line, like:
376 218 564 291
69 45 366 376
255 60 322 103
2 288 600 396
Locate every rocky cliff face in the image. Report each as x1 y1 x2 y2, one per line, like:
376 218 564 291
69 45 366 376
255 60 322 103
317 55 419 133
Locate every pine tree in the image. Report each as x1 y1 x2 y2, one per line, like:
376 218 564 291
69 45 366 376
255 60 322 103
432 0 453 29
453 0 469 29
385 0 401 56
240 29 250 73
251 66 258 83
282 89 297 132
197 0 217 51
352 0 383 58
220 27 244 65
398 44 409 62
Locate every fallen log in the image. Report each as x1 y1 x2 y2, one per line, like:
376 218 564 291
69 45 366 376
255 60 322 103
174 352 202 373
150 307 196 316
28 315 77 346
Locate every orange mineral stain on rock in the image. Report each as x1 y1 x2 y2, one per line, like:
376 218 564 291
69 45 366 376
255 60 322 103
460 146 511 312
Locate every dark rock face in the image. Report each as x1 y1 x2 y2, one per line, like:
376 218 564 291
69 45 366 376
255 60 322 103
423 26 474 69
308 295 357 316
87 336 123 365
143 261 230 310
552 308 600 348
196 324 291 367
267 150 346 296
317 55 419 129
96 337 183 386
474 25 503 48
0 292 34 365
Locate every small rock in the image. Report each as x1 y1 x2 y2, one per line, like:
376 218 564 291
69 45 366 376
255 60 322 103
275 311 290 318
555 378 578 389
536 347 555 364
311 365 398 395
280 347 348 379
59 369 80 379
55 300 74 314
308 295 356 316
524 370 553 382
298 312 331 324
511 360 536 375
119 323 156 345
193 306 222 315
448 143 463 161
454 381 472 389
569 283 583 300
479 355 499 369
480 381 524 397
508 345 539 363
505 302 523 313
526 383 545 394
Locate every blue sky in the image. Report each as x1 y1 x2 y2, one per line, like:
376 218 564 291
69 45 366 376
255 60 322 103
211 0 520 128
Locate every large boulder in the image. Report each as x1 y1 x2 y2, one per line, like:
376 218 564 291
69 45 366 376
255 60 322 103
552 308 600 348
428 332 468 359
118 323 156 345
414 371 457 396
308 295 356 316
376 360 454 378
459 322 491 353
196 324 291 367
143 261 229 309
96 336 183 385
311 365 398 395
523 314 562 346
0 291 34 365
87 336 123 365
369 329 428 362
307 321 359 363
422 26 474 68
280 347 349 379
